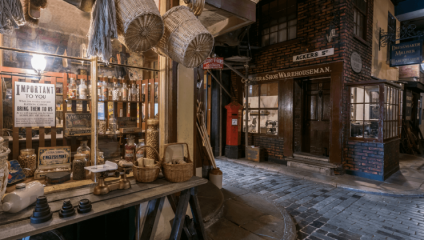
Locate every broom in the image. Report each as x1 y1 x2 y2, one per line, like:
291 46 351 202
0 0 25 34
87 0 118 63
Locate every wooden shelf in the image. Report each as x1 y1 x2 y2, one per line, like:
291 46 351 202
66 98 91 101
56 93 63 96
99 100 142 103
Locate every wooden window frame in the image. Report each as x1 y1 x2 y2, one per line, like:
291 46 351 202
353 0 367 41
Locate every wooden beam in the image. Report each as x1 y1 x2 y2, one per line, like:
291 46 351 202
169 189 191 240
140 197 165 240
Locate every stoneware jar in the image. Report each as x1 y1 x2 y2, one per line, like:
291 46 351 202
18 149 37 177
146 119 159 159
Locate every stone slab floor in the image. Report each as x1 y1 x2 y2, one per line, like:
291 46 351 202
216 159 424 240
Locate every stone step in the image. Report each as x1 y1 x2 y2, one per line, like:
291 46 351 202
286 157 338 176
197 181 224 228
293 152 329 162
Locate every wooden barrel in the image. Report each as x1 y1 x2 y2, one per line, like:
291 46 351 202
154 6 214 68
115 0 164 52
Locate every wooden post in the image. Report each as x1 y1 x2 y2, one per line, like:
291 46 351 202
169 189 191 240
90 57 98 178
189 187 207 240
140 197 165 240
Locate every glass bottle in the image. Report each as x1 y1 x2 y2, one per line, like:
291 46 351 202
128 83 132 102
117 77 123 101
131 84 137 101
108 76 113 100
97 151 105 165
121 80 128 101
136 139 145 160
88 80 92 99
101 77 108 101
78 79 87 99
112 81 119 101
109 114 117 133
77 140 91 164
68 78 77 99
136 84 140 102
124 135 136 162
17 149 37 177
97 76 103 101
73 153 87 180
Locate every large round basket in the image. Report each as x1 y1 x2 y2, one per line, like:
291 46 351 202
0 149 10 201
154 6 214 68
162 143 193 183
133 145 161 183
115 0 164 52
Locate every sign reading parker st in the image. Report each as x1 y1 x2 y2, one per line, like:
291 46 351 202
293 48 334 62
390 40 422 67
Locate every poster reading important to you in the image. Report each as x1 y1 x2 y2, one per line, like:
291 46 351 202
14 82 56 127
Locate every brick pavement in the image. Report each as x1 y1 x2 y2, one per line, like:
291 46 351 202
217 159 424 240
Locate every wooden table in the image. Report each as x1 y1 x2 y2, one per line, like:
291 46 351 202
0 177 208 240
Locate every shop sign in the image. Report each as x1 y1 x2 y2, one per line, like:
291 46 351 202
38 146 71 169
203 57 224 69
14 82 56 127
390 40 422 67
350 52 362 73
64 113 91 136
293 48 334 62
250 66 331 81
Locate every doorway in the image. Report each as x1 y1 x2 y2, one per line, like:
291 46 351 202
302 77 331 157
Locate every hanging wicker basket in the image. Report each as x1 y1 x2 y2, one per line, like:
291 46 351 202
154 6 214 68
133 145 161 183
115 0 164 52
162 143 193 183
0 149 10 201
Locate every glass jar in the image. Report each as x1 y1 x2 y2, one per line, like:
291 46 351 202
97 77 103 101
136 139 145 160
78 79 87 99
131 84 137 101
97 151 105 165
98 120 106 134
117 77 123 101
17 149 37 177
73 153 87 180
121 81 128 101
101 78 108 101
77 140 91 165
88 81 92 99
68 78 77 99
108 76 113 100
146 119 159 159
112 81 119 101
125 135 136 162
136 84 140 102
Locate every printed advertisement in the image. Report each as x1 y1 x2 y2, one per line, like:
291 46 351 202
14 82 56 127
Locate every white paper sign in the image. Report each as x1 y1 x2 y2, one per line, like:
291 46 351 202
293 48 334 62
14 82 56 127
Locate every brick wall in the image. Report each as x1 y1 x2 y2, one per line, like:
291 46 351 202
242 133 285 162
399 64 420 79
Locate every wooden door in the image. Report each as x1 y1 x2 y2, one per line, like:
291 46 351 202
303 78 331 157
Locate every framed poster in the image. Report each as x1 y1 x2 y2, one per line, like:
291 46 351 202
14 82 56 127
64 113 91 136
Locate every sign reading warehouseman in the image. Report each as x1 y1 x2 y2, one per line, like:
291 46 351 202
14 82 56 127
250 66 331 81
390 40 422 67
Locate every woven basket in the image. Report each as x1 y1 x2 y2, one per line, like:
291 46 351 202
133 145 161 183
0 149 10 201
162 143 193 183
115 0 164 52
154 6 214 68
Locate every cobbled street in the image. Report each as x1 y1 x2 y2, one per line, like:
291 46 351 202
217 159 424 240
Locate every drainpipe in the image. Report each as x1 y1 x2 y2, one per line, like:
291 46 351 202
244 63 249 152
219 69 223 157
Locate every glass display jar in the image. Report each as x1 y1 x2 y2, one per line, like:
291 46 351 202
18 149 37 177
97 76 103 101
131 84 137 101
78 79 87 99
88 81 92 99
97 151 105 165
68 78 77 99
98 120 106 134
136 84 140 102
73 153 88 180
121 80 128 101
125 135 136 162
136 139 145 160
77 140 91 165
108 76 113 100
101 78 108 101
109 114 117 133
112 81 119 100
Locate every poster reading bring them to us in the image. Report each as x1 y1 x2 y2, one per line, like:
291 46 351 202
14 82 56 127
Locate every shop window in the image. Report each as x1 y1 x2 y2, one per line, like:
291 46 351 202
349 82 402 142
353 0 367 40
243 82 278 135
260 0 297 47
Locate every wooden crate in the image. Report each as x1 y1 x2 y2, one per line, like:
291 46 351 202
246 146 262 162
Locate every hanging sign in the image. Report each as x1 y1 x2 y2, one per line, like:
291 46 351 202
203 57 224 69
390 40 422 67
14 82 56 127
293 48 334 62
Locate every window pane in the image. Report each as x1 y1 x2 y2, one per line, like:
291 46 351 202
364 121 378 139
260 82 279 108
279 17 287 25
289 26 297 40
351 87 364 103
384 104 389 120
248 85 259 108
384 85 388 103
263 27 270 35
262 35 270 47
367 103 379 120
243 110 259 133
260 110 278 135
351 121 363 138
365 85 379 103
279 22 287 30
270 25 278 33
351 104 364 121
278 30 287 42
270 32 278 45
262 3 269 15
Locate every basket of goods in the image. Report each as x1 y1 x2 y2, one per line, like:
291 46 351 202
154 6 214 68
0 137 11 201
162 143 193 183
133 145 161 182
115 0 164 52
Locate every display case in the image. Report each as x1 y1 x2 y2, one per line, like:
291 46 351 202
348 81 402 142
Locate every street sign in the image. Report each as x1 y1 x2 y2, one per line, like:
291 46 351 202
203 57 224 69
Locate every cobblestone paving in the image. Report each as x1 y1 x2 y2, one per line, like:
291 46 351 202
217 159 424 240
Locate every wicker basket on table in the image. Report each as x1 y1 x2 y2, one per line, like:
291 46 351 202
115 0 164 52
133 145 161 183
153 6 214 68
162 143 193 183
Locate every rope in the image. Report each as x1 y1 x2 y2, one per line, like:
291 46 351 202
87 0 118 63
